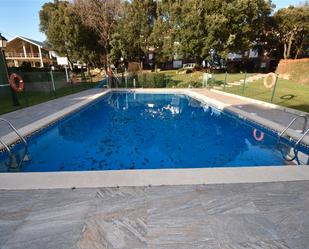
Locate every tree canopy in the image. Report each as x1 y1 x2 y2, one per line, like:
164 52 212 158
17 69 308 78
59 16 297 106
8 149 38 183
39 0 309 68
39 0 101 67
274 5 309 59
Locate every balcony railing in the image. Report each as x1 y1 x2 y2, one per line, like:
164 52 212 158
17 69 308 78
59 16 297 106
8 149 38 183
5 52 40 58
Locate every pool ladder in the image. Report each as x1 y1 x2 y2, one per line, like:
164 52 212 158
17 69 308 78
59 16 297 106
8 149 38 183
0 118 30 168
277 115 309 164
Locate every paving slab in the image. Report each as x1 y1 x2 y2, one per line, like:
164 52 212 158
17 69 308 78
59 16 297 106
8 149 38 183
0 181 309 249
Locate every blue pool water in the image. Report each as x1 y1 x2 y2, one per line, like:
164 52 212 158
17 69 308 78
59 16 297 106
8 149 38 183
0 92 308 172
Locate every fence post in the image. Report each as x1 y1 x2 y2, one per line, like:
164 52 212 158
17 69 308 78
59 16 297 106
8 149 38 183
133 78 136 88
64 65 69 82
50 70 56 98
241 72 247 96
224 71 227 91
270 74 279 103
50 70 56 92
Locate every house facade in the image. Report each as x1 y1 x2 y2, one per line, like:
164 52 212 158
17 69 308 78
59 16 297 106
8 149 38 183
4 36 56 68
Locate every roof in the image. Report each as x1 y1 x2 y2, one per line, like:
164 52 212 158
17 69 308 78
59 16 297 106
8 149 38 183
8 36 46 49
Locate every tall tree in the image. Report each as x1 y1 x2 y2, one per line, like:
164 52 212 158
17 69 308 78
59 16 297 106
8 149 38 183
148 1 178 68
170 0 273 65
110 0 157 68
274 5 309 59
72 0 123 69
39 0 101 67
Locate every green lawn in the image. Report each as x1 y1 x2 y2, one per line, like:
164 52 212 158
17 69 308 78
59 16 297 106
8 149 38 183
0 83 96 115
158 70 253 87
158 70 308 112
221 78 309 112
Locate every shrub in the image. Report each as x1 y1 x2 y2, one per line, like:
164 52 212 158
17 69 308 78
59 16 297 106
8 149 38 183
138 73 166 88
177 80 202 88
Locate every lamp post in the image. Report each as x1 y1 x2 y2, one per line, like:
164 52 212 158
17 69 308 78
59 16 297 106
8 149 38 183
0 33 19 106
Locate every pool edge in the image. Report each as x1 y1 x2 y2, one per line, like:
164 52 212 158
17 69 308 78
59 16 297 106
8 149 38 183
0 166 308 190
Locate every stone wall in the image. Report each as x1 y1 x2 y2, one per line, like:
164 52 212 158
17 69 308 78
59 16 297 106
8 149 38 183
276 58 309 84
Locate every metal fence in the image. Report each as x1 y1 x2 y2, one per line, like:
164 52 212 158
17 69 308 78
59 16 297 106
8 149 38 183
206 72 308 112
1 70 307 114
0 71 95 115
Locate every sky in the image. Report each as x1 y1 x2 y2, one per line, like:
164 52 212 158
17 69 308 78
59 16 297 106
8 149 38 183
0 0 305 42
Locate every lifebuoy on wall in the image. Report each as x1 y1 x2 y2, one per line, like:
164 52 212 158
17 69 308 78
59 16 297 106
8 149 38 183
253 128 264 142
263 73 276 89
9 73 24 92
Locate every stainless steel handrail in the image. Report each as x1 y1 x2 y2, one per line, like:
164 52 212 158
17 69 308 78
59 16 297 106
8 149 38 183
294 129 309 149
0 138 13 159
287 128 309 165
278 115 308 138
277 115 308 165
0 118 29 167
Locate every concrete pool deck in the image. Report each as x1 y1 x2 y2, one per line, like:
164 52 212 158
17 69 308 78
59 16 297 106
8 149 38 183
0 181 309 249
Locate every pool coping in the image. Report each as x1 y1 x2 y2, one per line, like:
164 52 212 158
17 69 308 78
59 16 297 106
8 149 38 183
0 88 308 189
0 166 309 190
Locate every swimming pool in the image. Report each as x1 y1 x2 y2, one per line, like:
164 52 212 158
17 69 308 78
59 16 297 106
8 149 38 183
0 92 308 172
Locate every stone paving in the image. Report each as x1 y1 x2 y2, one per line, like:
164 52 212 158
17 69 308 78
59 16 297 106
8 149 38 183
0 181 309 249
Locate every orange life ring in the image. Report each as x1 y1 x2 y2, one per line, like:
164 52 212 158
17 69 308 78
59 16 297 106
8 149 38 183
253 128 264 142
9 73 24 92
263 73 276 89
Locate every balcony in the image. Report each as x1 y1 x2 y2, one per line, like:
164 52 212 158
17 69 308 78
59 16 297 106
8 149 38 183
5 52 40 59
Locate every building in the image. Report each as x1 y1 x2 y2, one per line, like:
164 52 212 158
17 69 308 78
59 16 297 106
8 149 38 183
4 36 56 68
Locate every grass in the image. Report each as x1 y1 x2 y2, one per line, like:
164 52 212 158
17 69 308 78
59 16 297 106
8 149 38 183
222 78 309 112
0 83 96 115
158 70 308 112
158 70 253 87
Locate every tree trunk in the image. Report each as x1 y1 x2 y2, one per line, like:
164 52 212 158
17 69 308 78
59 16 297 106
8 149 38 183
283 43 287 59
286 33 294 59
295 49 300 59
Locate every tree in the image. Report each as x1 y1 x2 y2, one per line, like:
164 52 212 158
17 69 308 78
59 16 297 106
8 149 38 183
39 0 102 67
148 1 179 68
274 5 309 59
168 0 273 65
110 0 157 68
72 0 123 69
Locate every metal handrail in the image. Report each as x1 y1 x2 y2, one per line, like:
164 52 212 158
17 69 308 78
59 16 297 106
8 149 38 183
0 118 29 168
294 128 309 150
0 138 13 159
277 115 308 165
278 115 308 138
284 129 309 165
293 128 309 162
